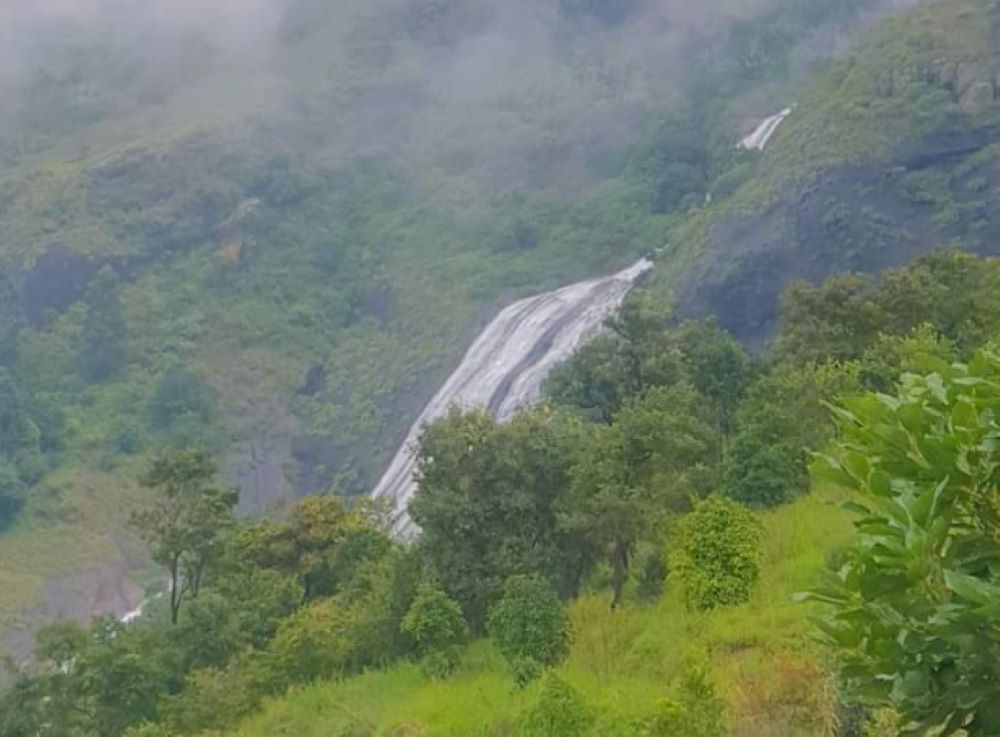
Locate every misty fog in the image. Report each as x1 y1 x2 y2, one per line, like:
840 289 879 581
0 0 922 194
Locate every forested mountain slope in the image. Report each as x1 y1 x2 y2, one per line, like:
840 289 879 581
0 0 918 656
9 1 1000 734
662 0 1000 345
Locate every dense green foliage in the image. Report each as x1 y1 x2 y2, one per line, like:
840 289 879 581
669 497 762 611
487 575 571 685
519 673 594 737
410 408 584 629
11 244 1000 736
810 352 1000 735
79 267 127 384
401 584 468 678
0 369 45 527
9 0 1000 734
131 451 238 623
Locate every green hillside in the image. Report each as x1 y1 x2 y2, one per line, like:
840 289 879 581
234 489 855 736
657 0 1000 344
0 0 914 655
9 2 1000 733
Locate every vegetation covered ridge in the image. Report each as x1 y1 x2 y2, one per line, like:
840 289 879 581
6 249 1000 736
0 0 918 653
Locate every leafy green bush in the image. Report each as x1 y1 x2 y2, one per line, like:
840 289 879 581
807 351 1000 735
670 497 762 611
520 673 593 737
641 649 727 737
266 599 357 686
401 584 467 679
487 576 570 685
722 408 802 508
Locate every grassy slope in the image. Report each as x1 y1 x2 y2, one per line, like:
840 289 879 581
233 489 854 736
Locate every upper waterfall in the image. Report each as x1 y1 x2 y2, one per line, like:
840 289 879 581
739 107 793 151
371 259 653 537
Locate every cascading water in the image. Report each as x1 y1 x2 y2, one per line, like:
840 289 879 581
739 107 793 151
371 259 653 537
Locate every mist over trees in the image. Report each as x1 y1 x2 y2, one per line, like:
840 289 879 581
0 0 917 182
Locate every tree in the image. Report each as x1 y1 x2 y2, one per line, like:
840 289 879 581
266 599 356 686
669 497 761 611
544 292 684 424
401 583 467 678
857 323 955 393
26 618 171 737
0 273 22 367
238 495 391 602
674 318 750 436
723 361 859 508
80 266 127 382
488 575 570 685
873 251 1000 352
131 451 238 624
774 274 885 365
563 385 719 606
0 459 26 529
161 656 266 734
805 352 1000 735
721 406 801 508
0 368 43 527
410 408 583 630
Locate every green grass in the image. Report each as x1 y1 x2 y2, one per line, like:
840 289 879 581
0 462 148 635
232 488 855 736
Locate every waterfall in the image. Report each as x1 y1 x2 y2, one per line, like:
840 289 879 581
371 259 654 538
739 107 793 151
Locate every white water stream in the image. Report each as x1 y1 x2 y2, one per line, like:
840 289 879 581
739 107 793 151
372 259 653 537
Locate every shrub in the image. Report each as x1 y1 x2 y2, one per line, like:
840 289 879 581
400 584 467 678
643 649 727 737
266 599 356 686
488 576 570 685
806 354 1000 734
520 673 593 737
669 497 762 611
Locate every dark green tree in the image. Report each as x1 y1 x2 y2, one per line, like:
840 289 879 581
774 274 885 365
23 618 171 737
721 407 801 508
723 362 858 508
80 266 128 382
0 273 22 367
487 575 570 685
544 292 683 424
131 451 238 624
563 385 719 606
674 318 750 436
0 368 43 527
410 408 583 630
0 460 26 529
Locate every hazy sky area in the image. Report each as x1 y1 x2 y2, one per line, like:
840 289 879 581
0 0 924 190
